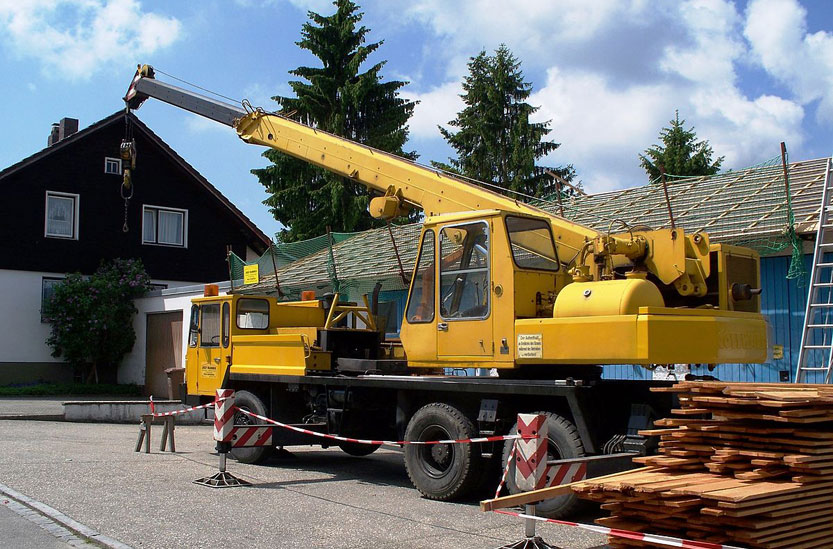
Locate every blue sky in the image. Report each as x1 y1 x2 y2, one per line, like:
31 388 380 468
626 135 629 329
1 0 831 238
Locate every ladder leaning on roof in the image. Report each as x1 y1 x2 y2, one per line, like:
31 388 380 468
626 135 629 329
795 158 833 383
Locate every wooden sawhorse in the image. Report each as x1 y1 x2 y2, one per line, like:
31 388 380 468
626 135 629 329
134 414 176 453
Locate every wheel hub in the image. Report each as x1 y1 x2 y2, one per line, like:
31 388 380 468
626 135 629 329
430 444 450 465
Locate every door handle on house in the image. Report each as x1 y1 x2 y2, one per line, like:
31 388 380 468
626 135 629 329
437 322 448 331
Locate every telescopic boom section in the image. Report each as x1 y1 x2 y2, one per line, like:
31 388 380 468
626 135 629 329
124 65 596 258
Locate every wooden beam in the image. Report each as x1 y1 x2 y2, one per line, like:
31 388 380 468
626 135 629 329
480 466 651 512
545 169 586 196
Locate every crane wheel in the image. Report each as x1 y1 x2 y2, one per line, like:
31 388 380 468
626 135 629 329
338 442 381 457
230 390 274 465
403 402 482 501
500 412 585 518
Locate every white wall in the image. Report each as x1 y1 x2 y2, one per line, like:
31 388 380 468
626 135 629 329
120 282 230 385
0 269 62 363
0 268 203 378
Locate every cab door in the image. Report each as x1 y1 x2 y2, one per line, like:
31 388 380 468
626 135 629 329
196 300 229 395
437 221 493 358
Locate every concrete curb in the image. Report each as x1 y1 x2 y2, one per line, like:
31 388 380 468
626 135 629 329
63 400 206 424
0 482 132 549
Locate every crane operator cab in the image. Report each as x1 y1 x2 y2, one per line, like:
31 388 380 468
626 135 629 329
399 209 768 372
400 210 566 370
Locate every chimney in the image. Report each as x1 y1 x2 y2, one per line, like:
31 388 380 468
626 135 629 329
48 118 79 147
48 123 60 147
58 118 79 141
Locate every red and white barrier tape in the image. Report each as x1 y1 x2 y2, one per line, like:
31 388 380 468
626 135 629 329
493 510 746 549
149 400 218 418
235 408 532 446
494 440 517 499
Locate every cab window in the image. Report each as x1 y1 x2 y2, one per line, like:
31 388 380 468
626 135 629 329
405 230 435 323
236 298 269 329
222 302 230 347
188 305 199 347
439 221 489 320
506 216 559 271
200 303 221 347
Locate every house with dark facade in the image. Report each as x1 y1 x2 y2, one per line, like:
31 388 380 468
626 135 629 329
0 112 271 385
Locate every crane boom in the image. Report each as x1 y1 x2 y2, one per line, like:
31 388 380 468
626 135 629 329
124 65 727 295
125 65 595 256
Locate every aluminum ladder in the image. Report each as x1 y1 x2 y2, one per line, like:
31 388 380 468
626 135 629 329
795 158 833 383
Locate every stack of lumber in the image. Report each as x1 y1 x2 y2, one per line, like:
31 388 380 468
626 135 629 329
572 382 833 548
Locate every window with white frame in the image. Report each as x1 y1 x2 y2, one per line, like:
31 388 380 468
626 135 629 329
142 205 187 247
45 191 79 239
104 157 122 175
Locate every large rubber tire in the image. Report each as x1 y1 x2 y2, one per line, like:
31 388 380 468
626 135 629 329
501 412 585 519
230 390 274 465
338 442 382 457
404 403 482 501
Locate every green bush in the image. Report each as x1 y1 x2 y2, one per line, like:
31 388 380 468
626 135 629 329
41 258 150 383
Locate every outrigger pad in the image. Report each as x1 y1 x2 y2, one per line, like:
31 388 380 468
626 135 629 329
498 537 560 549
193 471 252 488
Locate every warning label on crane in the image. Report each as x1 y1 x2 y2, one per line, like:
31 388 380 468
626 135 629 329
517 334 543 358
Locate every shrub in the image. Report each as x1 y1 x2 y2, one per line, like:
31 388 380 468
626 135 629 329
42 258 150 383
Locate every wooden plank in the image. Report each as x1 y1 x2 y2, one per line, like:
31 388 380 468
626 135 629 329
479 466 652 511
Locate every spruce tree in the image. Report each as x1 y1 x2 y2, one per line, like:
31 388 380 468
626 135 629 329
439 45 573 198
639 111 724 182
252 0 415 241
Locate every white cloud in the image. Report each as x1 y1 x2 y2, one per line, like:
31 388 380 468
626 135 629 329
660 0 743 85
0 0 181 79
531 65 803 193
744 0 833 121
396 0 817 193
532 68 678 192
404 81 463 140
405 0 638 50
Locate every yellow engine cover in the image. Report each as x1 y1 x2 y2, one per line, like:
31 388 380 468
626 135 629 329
554 279 664 317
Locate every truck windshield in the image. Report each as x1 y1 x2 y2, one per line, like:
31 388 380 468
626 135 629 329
506 216 559 271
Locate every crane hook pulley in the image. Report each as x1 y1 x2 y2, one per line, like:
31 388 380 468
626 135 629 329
119 133 137 232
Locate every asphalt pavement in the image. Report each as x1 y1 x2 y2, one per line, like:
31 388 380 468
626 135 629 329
0 414 609 548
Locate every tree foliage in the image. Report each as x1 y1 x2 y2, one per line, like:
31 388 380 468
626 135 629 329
639 110 724 182
438 44 574 199
42 259 150 383
252 0 416 241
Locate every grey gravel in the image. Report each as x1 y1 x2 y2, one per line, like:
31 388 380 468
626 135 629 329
0 419 608 548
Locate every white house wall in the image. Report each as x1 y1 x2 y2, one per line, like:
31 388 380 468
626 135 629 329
0 269 63 364
0 267 202 385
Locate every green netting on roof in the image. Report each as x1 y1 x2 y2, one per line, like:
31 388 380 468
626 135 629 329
547 156 830 284
228 231 361 293
226 157 828 299
233 224 422 301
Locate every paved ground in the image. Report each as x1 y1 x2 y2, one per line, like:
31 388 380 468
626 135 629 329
0 417 609 548
0 499 90 548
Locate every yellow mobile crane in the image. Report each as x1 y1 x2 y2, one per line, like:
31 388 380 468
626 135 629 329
125 65 767 516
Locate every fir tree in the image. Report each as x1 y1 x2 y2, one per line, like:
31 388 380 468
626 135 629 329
252 0 416 241
639 111 724 182
438 45 573 198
